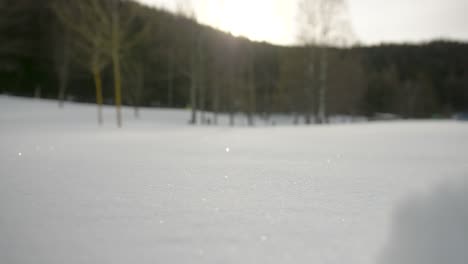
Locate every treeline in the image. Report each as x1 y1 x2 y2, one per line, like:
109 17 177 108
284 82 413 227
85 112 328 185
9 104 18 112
1 0 467 125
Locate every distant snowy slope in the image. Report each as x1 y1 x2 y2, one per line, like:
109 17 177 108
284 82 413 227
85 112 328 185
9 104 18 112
1 96 467 264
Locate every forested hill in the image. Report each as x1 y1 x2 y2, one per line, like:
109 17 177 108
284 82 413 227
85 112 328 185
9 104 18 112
1 0 467 121
356 42 468 117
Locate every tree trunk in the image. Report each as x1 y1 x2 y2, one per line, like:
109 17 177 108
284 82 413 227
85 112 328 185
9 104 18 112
57 63 69 108
247 84 255 126
229 77 235 127
112 3 122 128
247 112 253 126
167 52 174 107
57 38 70 108
188 25 200 125
212 77 219 125
199 74 205 124
134 62 144 119
112 52 122 127
247 110 254 126
92 66 103 125
247 55 256 126
189 81 197 124
189 53 197 124
34 85 41 99
304 63 314 125
293 112 300 125
132 107 138 119
198 67 205 124
304 111 312 124
229 74 235 126
229 111 235 126
318 47 328 124
197 34 206 124
264 84 272 123
190 84 197 124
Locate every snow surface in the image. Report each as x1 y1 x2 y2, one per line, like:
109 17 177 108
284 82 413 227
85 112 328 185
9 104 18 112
1 95 467 264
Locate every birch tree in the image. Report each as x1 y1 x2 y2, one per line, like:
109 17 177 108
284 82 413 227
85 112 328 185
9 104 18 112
109 0 149 127
52 0 111 124
298 0 355 124
175 0 206 125
188 26 199 124
53 0 149 127
245 46 256 126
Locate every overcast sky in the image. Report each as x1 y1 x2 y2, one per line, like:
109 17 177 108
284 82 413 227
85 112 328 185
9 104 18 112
138 0 468 45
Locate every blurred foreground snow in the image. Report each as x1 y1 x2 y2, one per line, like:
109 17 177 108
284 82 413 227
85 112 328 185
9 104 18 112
1 96 467 264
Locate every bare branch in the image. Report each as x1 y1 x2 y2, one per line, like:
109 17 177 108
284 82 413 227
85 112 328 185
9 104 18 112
297 0 356 47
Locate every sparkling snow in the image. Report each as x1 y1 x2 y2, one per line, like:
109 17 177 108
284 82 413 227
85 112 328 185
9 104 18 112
0 95 467 264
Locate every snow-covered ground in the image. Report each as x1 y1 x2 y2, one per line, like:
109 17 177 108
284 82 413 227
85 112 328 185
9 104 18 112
1 95 467 264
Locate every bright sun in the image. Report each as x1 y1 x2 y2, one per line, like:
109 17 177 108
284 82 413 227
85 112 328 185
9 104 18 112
209 0 294 44
218 1 269 40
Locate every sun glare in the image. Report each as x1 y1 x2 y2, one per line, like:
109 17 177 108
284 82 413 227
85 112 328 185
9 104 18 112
139 0 297 45
214 0 293 44
219 1 266 40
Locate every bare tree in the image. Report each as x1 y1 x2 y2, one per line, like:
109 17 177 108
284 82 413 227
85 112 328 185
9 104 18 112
109 0 145 127
175 0 211 125
173 0 198 124
245 46 256 126
110 0 123 127
210 61 220 125
227 45 237 127
176 25 200 125
197 31 207 124
167 50 175 107
297 0 355 124
181 5 204 125
189 54 198 124
52 0 111 125
122 59 144 118
53 0 149 127
109 0 151 126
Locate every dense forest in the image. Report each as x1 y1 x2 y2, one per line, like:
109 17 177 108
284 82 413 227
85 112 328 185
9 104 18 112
1 0 467 125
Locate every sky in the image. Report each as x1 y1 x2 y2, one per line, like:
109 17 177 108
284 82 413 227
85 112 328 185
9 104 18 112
138 0 468 46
